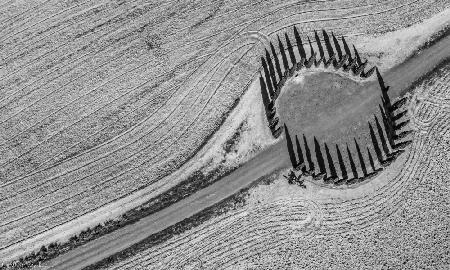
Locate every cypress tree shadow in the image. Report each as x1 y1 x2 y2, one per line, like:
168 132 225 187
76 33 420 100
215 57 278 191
265 49 278 92
393 110 408 121
284 124 297 168
374 115 390 155
341 36 352 60
259 76 270 110
314 137 326 177
324 143 338 183
306 36 316 68
369 122 384 164
344 57 357 72
331 32 342 69
285 33 296 67
261 57 275 98
394 130 413 141
354 138 367 177
379 104 395 148
303 134 315 173
366 147 379 173
272 126 283 138
351 46 374 77
361 66 376 78
376 67 390 92
295 135 305 171
380 91 392 116
342 36 356 71
336 144 348 182
374 115 396 165
331 32 342 59
334 54 348 70
380 91 393 123
379 89 406 150
270 42 283 80
278 35 289 71
353 44 364 66
295 57 305 72
391 96 408 112
322 29 334 60
395 119 410 130
294 26 307 59
314 30 325 65
346 144 359 182
380 93 393 119
392 139 413 149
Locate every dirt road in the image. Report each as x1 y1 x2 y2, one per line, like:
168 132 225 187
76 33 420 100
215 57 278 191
42 34 450 270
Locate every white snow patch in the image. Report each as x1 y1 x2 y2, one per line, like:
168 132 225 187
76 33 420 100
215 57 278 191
350 8 450 71
197 75 278 174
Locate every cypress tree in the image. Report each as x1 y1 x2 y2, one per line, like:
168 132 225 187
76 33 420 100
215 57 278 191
285 32 297 66
259 76 270 111
354 138 367 177
284 124 297 168
347 145 358 180
374 115 391 157
331 32 343 61
294 26 307 59
369 122 383 163
265 49 278 90
314 30 325 64
341 36 352 60
325 143 338 180
278 35 289 71
295 135 305 167
336 144 347 180
367 147 377 172
261 57 275 98
303 134 315 172
322 29 334 60
270 42 282 79
314 137 326 175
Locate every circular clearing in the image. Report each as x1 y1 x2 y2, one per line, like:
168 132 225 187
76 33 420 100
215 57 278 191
277 71 376 148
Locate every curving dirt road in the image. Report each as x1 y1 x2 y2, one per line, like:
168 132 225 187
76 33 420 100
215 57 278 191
41 34 450 270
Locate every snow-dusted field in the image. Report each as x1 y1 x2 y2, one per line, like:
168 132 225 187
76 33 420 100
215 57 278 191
0 0 448 266
102 58 450 270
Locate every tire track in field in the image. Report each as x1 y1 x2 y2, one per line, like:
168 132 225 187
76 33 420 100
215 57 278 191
0 0 444 257
0 0 418 243
0 0 53 30
0 0 244 140
0 0 296 184
0 0 404 141
0 0 154 94
314 73 449 236
0 0 93 44
0 40 255 249
97 33 449 270
109 113 448 270
0 0 358 198
0 41 252 217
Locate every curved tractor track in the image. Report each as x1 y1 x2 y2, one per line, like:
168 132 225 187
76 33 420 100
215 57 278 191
0 0 448 268
38 30 450 270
